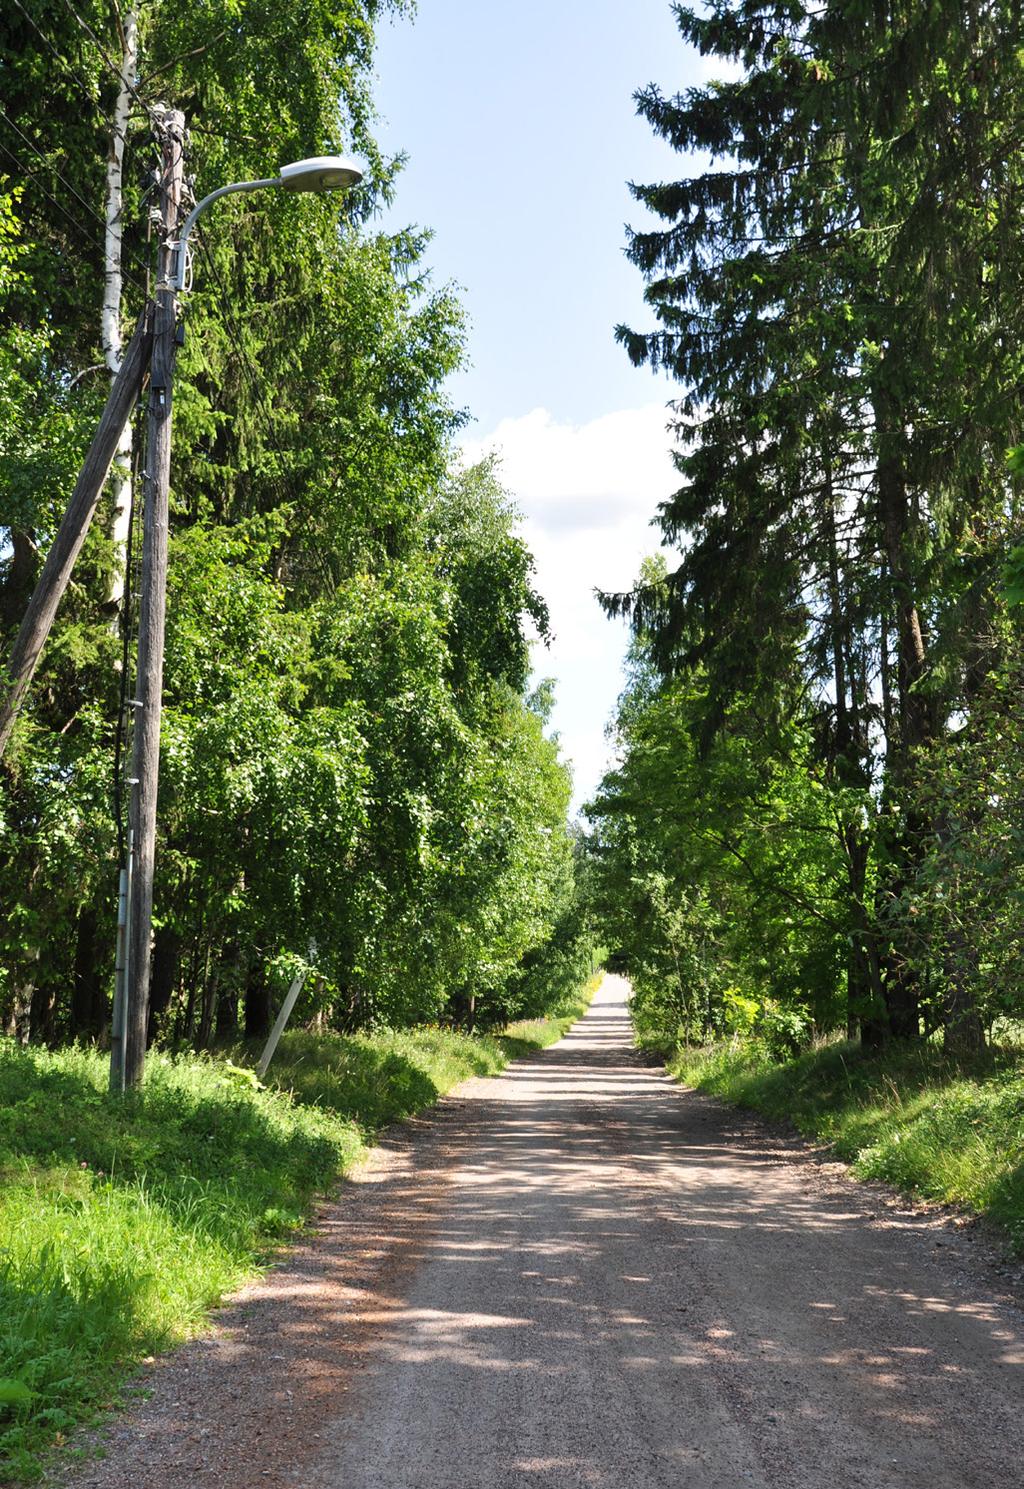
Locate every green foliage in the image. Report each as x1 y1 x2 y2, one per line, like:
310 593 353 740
671 1036 1024 1253
252 1026 508 1130
594 0 1024 1057
0 1037 360 1479
0 5 582 1047
0 1382 34 1408
588 664 847 1052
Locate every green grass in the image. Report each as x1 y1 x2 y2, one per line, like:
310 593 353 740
670 1036 1024 1252
0 976 597 1482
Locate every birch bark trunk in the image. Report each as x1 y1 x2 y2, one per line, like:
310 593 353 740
102 3 140 611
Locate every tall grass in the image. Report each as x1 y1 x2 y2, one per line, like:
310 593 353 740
0 1043 361 1481
670 1036 1024 1252
0 975 597 1482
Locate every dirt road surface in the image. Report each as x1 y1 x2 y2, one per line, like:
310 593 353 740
58 975 1024 1489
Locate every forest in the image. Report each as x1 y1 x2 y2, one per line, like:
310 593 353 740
589 0 1024 1065
0 0 592 1053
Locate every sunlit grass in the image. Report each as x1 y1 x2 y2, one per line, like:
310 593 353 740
0 977 596 1481
670 1035 1024 1252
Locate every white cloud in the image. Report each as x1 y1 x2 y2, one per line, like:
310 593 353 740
459 403 679 814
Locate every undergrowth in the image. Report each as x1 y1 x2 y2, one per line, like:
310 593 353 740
0 973 597 1482
670 1036 1024 1253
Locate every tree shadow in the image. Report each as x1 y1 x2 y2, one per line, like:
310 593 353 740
50 982 1024 1489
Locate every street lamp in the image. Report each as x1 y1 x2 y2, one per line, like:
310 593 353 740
171 155 364 290
113 123 364 1093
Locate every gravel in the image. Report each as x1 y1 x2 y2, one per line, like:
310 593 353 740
52 976 1024 1488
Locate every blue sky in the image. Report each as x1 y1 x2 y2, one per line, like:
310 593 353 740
372 2 708 808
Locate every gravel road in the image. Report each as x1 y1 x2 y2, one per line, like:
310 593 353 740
58 975 1024 1489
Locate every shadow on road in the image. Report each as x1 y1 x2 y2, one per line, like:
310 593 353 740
62 978 1024 1489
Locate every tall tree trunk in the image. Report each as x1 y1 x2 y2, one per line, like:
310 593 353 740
0 531 39 632
148 923 181 1045
824 458 882 1042
216 982 238 1039
193 934 218 1049
5 950 38 1043
942 951 986 1058
873 381 932 1041
178 937 202 1045
102 4 140 613
29 979 55 1045
244 958 272 1039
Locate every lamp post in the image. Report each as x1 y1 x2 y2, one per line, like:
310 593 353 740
113 125 363 1092
170 155 364 290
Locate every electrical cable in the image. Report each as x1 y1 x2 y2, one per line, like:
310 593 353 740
0 105 119 237
9 0 116 132
13 0 219 216
59 0 158 126
0 134 150 297
8 0 164 245
0 109 152 294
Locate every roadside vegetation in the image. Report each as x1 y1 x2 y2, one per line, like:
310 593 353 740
669 1034 1024 1254
584 6 1024 1264
0 972 597 1482
1 0 587 1055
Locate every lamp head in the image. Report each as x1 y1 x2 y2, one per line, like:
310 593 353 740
278 155 363 192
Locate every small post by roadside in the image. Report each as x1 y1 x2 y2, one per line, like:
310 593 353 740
257 946 320 1079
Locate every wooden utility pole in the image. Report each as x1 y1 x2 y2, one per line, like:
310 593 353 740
0 308 153 760
123 106 185 1089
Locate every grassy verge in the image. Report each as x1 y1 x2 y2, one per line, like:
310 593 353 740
670 1036 1024 1253
0 975 598 1482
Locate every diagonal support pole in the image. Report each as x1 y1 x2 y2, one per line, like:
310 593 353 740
0 304 153 758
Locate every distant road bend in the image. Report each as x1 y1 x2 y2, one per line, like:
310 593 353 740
64 976 1024 1489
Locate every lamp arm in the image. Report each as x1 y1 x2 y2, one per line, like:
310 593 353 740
170 177 279 290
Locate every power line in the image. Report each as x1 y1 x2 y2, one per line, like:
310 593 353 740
16 3 253 160
0 106 153 294
8 0 181 269
0 105 118 238
9 0 113 132
59 0 158 126
0 134 150 299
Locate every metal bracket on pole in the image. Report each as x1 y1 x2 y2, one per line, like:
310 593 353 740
169 177 278 291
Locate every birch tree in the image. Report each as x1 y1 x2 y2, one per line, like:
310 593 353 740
101 1 140 613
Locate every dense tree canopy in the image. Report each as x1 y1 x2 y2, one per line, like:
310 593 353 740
0 0 588 1046
591 0 1024 1056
